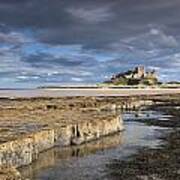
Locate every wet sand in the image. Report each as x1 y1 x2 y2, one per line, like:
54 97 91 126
0 88 180 98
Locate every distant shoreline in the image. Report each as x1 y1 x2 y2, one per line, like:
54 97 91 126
0 88 180 98
0 83 180 91
38 85 180 89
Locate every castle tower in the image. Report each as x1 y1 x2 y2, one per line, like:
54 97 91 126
135 66 145 78
146 70 157 79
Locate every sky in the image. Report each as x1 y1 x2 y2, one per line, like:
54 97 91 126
0 0 180 88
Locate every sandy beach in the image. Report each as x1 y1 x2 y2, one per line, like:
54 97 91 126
0 88 180 98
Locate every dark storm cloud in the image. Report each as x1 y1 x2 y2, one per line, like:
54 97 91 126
22 52 99 68
0 0 179 47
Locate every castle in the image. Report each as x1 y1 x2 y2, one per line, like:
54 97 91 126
106 66 158 85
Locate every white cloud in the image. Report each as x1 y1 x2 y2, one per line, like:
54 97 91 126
149 28 178 47
0 31 33 44
150 28 160 35
67 6 113 23
122 27 178 52
16 75 39 80
71 77 83 82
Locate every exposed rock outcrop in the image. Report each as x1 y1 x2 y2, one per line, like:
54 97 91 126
0 166 22 180
0 116 123 169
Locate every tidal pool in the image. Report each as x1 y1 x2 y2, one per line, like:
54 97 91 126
19 111 169 180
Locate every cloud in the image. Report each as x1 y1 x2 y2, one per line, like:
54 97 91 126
0 30 33 46
71 77 83 82
149 28 178 47
67 5 113 23
122 27 179 52
22 53 85 68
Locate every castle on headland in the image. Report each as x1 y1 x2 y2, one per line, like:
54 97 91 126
105 66 159 85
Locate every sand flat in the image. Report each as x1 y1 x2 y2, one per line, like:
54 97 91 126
0 88 180 98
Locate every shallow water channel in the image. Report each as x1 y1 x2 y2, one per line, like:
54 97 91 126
19 110 170 180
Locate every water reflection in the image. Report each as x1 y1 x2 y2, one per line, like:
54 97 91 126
20 132 124 179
